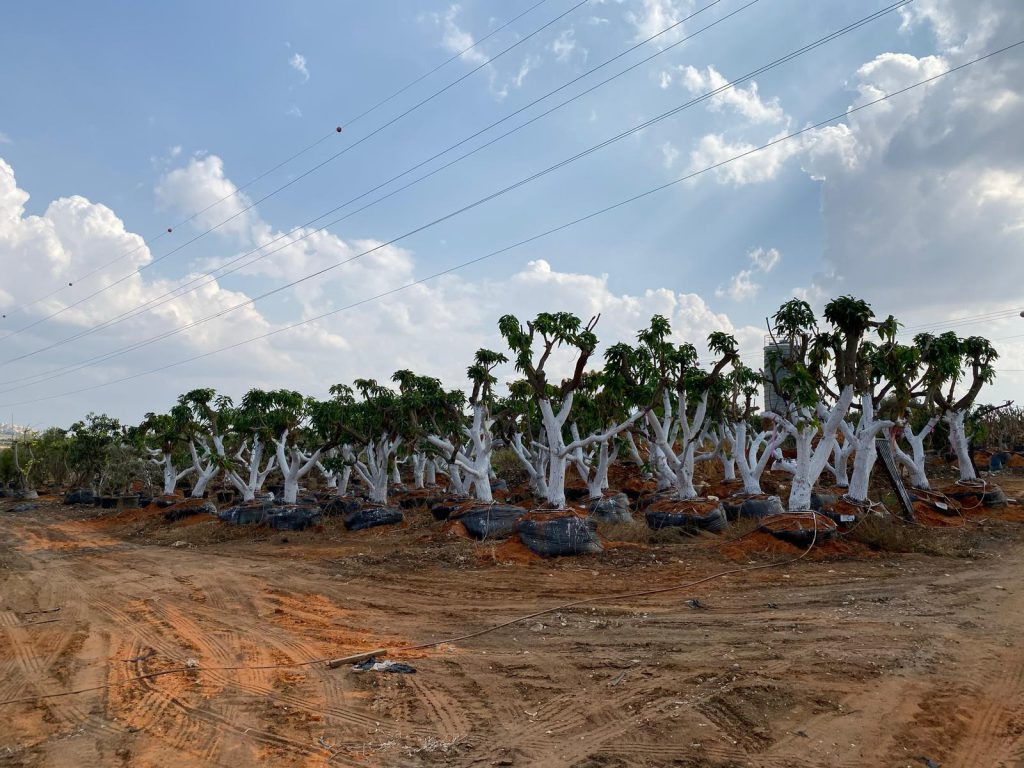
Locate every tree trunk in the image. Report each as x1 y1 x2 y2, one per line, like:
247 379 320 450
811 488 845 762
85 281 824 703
729 421 774 496
273 429 321 505
188 440 219 499
412 453 426 489
769 386 854 511
943 410 975 482
337 465 352 496
891 416 937 490
539 397 571 508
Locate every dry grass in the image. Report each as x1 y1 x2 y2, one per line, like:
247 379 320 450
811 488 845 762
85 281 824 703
844 515 982 558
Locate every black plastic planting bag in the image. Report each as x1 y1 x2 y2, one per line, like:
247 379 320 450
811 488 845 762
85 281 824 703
946 484 1007 508
163 500 217 522
344 506 404 531
322 496 363 517
722 495 784 520
263 505 322 531
63 489 96 505
516 514 603 557
452 504 527 539
645 504 727 533
218 505 268 525
587 492 632 524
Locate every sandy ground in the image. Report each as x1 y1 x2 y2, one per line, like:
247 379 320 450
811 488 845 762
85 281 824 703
1 479 1024 768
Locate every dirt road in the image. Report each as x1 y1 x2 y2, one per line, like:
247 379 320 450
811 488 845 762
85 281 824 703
1 499 1023 767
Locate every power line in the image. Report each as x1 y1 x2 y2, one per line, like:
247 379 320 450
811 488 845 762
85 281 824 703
897 308 1023 335
0 0 909 389
0 0 746 379
3 37 1017 409
0 0 585 341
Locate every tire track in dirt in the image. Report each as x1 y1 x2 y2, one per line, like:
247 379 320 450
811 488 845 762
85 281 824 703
949 639 1024 767
406 676 474 744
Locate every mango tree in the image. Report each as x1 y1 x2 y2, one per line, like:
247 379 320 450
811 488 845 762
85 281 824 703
418 350 507 503
834 314 901 504
916 332 998 483
176 389 235 498
66 413 123 492
718 363 776 496
634 315 739 501
213 389 285 502
499 312 641 508
139 407 195 495
761 298 868 511
322 379 410 506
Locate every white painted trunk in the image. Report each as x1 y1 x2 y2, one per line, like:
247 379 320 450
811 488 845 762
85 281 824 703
945 409 976 482
539 397 571 508
768 386 855 511
646 389 706 501
571 432 616 501
229 438 277 502
337 465 352 496
155 452 193 495
412 453 426 489
188 440 219 499
273 429 321 505
828 439 852 488
425 458 437 486
510 432 548 498
729 422 774 497
353 436 395 505
891 416 937 490
624 431 652 479
846 396 894 502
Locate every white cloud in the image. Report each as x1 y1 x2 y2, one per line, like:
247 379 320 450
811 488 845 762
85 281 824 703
155 154 266 242
748 246 780 272
0 152 771 425
627 0 691 43
678 65 785 124
715 268 759 301
0 132 11 145
437 4 488 65
551 28 581 62
287 105 303 118
715 247 781 301
289 52 309 82
512 56 538 89
429 5 534 100
661 141 679 169
800 0 1024 315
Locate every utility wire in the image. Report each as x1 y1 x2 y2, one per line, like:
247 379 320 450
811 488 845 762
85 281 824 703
0 0 740 381
0 1 911 390
0 0 552 329
2 35 1017 409
0 0 584 341
0 0 741 378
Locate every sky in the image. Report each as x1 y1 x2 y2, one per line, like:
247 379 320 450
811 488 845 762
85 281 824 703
0 0 1022 429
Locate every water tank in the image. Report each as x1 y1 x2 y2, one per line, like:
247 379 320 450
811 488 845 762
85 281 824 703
763 341 794 415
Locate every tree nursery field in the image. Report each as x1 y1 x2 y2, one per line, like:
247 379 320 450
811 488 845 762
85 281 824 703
1 300 1024 767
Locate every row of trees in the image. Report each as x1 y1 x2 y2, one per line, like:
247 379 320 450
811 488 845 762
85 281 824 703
2 297 1000 513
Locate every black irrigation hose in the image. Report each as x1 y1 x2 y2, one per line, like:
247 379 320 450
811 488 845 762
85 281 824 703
0 517 819 707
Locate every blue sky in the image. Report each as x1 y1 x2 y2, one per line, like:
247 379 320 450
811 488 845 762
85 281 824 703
0 0 1022 427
